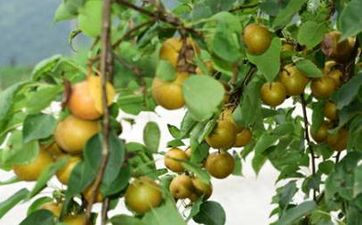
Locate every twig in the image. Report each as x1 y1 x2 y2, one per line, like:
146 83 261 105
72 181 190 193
335 151 341 163
300 94 317 201
101 198 110 223
84 0 113 224
114 0 202 37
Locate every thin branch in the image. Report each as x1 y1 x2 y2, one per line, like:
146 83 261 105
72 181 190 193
84 0 113 224
114 0 202 37
300 94 317 201
335 151 341 163
101 198 110 223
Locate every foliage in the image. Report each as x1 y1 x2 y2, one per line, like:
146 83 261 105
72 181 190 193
0 0 362 225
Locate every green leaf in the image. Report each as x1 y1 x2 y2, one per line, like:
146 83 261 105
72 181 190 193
247 38 281 82
193 201 226 225
117 94 145 115
192 3 212 20
1 131 39 167
338 0 362 39
167 124 182 139
141 199 186 225
254 133 278 155
311 101 324 134
156 60 176 81
23 113 57 143
272 123 295 136
211 12 242 32
110 214 146 225
325 152 362 208
276 201 317 225
297 21 327 49
272 181 298 210
252 153 267 175
183 76 225 121
353 165 362 197
260 0 286 16
101 166 131 196
27 197 53 216
182 161 211 184
0 83 24 131
143 122 160 153
31 55 63 80
65 161 94 197
273 0 307 29
234 76 263 127
78 0 102 37
0 188 29 219
332 73 362 110
319 160 335 175
337 100 362 131
54 2 77 22
212 31 241 63
232 153 242 176
295 59 323 78
19 210 55 225
180 112 197 138
346 205 362 225
167 139 184 148
0 177 19 185
25 85 63 114
84 133 125 187
28 158 68 198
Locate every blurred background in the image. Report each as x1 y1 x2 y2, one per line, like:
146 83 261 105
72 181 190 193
0 1 280 224
0 0 72 90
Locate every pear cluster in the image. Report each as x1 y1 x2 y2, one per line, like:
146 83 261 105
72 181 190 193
152 37 199 110
12 75 116 219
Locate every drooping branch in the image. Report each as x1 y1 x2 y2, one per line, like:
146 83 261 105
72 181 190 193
84 0 113 224
300 93 317 201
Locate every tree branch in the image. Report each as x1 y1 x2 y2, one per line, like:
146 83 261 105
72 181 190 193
114 0 202 37
300 94 317 201
84 0 113 224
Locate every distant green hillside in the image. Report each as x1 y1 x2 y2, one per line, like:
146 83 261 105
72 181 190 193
0 0 71 66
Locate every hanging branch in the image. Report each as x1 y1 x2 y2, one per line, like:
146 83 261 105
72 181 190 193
84 0 113 224
300 93 317 201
